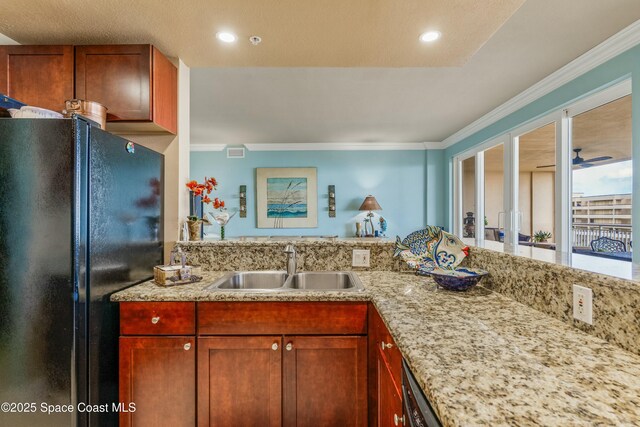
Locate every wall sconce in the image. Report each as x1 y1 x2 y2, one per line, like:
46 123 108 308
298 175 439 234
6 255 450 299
328 185 336 217
239 185 247 218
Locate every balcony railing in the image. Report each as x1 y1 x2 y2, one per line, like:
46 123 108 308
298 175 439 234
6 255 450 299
572 224 632 249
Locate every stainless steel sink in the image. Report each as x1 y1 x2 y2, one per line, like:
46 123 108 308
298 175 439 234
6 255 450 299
207 271 364 292
284 272 363 291
207 271 288 291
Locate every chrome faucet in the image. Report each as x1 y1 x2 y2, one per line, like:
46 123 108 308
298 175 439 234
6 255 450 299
284 244 297 275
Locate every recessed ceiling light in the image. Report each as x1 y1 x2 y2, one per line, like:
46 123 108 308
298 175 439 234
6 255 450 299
419 31 441 43
216 32 237 43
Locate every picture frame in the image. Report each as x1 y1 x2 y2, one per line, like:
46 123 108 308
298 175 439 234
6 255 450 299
256 167 318 228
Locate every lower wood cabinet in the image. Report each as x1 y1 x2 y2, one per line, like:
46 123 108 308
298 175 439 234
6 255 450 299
282 335 368 427
119 301 369 426
119 336 196 427
198 335 367 427
376 348 403 427
198 336 283 427
369 304 404 426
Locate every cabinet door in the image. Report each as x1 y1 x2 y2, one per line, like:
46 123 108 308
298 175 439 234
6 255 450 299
283 336 367 427
119 337 195 427
377 348 403 427
75 44 151 121
0 45 73 112
198 336 282 427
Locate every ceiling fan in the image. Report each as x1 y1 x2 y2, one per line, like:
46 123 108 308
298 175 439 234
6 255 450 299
536 148 612 169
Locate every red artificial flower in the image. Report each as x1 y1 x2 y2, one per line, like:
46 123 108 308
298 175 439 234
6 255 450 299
213 197 225 209
202 195 211 204
193 187 204 196
186 180 199 190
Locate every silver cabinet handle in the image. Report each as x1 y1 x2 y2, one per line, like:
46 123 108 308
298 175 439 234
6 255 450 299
183 343 191 351
286 343 293 351
272 343 279 351
394 414 404 425
151 316 160 324
381 341 393 350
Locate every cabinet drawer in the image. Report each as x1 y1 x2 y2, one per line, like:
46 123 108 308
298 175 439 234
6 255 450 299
120 302 195 335
198 302 367 335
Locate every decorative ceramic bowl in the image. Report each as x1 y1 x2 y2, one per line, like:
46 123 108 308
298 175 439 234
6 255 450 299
424 267 488 292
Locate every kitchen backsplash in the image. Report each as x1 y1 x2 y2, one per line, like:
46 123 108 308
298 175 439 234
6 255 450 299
176 239 407 272
177 239 640 356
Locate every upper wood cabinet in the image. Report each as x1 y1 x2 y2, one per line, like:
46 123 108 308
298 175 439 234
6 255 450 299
75 44 177 134
0 45 74 112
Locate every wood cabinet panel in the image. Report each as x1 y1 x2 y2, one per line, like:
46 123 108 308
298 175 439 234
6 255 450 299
75 44 151 121
198 301 368 335
119 336 195 427
369 304 403 426
370 305 402 388
283 335 367 427
198 336 282 427
377 353 403 427
0 45 73 112
152 46 177 133
120 302 195 335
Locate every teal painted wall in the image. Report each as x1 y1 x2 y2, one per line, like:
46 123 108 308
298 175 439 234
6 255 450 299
443 44 640 233
191 149 433 238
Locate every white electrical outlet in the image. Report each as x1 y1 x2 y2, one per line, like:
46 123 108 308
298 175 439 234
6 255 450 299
573 284 593 325
352 249 370 267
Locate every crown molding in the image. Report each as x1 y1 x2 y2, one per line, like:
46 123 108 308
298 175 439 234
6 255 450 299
244 142 429 151
423 141 443 149
190 143 227 151
440 19 640 149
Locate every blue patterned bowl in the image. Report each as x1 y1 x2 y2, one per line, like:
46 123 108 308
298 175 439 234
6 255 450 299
425 267 488 291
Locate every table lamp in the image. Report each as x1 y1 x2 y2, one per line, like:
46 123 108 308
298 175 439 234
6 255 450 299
358 195 382 237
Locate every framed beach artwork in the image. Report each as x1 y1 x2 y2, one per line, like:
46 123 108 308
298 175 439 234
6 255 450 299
256 167 318 228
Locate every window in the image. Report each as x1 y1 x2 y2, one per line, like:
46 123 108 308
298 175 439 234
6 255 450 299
516 122 556 250
570 94 632 261
452 79 634 274
483 144 504 243
461 157 476 238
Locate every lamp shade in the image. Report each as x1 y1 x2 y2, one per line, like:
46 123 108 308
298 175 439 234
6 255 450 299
359 195 382 211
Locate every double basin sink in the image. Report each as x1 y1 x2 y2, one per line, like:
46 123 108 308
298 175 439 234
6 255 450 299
207 271 364 292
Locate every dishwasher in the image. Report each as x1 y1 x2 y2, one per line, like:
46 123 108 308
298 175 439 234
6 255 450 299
402 360 442 427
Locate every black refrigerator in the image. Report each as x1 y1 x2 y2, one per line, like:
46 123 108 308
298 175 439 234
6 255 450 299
0 116 163 426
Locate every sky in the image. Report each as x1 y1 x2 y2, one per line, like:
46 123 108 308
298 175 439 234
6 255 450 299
572 160 632 197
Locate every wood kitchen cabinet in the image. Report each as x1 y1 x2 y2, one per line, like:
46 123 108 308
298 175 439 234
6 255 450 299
197 334 367 427
119 301 368 426
0 45 74 112
197 302 368 427
283 335 367 427
198 336 283 427
369 304 404 426
75 44 177 133
119 336 196 427
119 302 196 427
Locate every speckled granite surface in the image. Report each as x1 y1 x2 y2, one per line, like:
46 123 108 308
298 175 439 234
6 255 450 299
463 246 640 357
112 272 640 426
176 239 406 272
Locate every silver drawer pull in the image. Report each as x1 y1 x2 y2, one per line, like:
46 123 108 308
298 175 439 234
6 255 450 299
183 343 191 351
151 316 160 324
381 341 393 350
286 343 293 351
394 414 404 425
272 343 279 351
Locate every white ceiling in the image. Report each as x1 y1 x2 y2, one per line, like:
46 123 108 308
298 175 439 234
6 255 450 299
190 1 640 146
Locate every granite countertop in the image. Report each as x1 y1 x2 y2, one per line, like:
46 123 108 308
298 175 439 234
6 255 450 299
112 272 640 426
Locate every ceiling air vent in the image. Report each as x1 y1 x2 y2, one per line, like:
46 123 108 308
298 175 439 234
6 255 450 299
227 147 245 158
